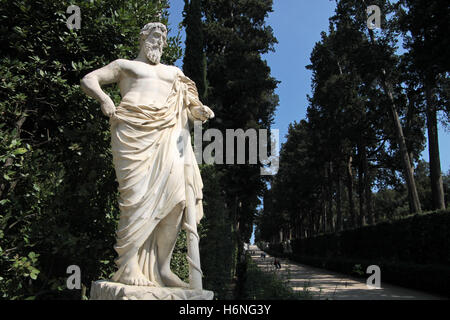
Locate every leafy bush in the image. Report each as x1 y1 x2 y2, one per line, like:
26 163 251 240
0 0 181 300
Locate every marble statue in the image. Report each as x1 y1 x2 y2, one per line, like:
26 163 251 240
81 22 214 300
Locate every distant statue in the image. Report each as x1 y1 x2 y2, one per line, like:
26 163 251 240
81 22 214 291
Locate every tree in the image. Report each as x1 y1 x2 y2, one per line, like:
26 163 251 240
257 0 431 244
331 0 423 213
182 0 207 100
200 0 279 293
397 0 449 210
0 0 181 299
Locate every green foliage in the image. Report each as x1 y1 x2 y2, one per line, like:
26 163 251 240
444 171 450 209
170 230 190 283
373 160 442 221
198 165 234 299
257 0 450 241
181 0 279 297
182 0 207 100
257 120 324 241
397 0 449 77
397 0 449 210
0 0 181 300
200 0 279 284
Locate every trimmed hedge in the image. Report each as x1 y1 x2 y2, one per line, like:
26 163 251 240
269 209 450 297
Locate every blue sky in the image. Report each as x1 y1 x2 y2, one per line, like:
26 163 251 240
167 0 450 175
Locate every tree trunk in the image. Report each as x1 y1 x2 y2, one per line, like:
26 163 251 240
347 155 356 228
336 164 343 232
315 209 321 236
362 143 373 225
384 77 422 213
357 147 365 228
366 27 422 213
321 164 327 233
425 82 446 210
327 162 334 232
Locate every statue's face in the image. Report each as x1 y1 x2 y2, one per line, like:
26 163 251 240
143 28 167 65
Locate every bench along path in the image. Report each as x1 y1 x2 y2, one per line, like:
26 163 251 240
248 245 446 300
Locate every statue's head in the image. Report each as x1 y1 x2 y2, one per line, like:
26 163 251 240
139 22 168 65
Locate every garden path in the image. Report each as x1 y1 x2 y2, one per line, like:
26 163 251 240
249 245 446 300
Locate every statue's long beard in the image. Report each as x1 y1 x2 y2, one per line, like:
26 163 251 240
144 44 163 65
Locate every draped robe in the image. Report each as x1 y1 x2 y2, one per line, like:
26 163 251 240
109 74 204 286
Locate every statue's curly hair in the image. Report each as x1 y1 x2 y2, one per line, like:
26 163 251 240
139 22 168 48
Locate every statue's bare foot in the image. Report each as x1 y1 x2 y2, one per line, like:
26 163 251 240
118 256 155 286
160 269 189 288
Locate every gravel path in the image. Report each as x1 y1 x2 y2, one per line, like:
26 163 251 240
249 245 447 300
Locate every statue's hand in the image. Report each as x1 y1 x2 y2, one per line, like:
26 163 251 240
100 96 116 118
191 105 214 121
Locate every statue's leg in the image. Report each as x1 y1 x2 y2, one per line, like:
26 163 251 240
154 201 189 288
115 250 155 287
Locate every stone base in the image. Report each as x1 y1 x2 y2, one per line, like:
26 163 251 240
90 280 214 300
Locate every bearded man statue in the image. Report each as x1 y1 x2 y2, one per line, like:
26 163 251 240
80 22 214 296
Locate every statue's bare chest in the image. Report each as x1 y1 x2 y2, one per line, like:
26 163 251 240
117 60 179 105
121 61 176 84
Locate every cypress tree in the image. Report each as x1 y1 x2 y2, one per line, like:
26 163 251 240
182 0 207 101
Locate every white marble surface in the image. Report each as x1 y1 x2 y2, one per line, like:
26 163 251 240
80 22 214 292
90 280 214 300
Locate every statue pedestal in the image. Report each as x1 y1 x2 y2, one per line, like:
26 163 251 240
90 280 214 300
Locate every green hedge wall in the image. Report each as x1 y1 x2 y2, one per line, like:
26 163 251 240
292 210 449 265
270 210 450 296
